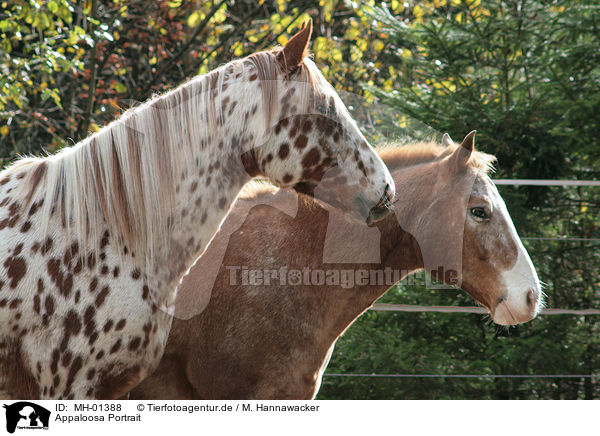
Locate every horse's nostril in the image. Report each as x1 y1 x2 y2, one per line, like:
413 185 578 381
377 183 393 209
526 288 537 309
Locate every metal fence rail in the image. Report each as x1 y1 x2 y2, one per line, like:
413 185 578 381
370 304 600 315
324 373 600 379
493 179 600 186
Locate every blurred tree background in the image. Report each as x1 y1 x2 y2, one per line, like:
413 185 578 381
1 0 598 399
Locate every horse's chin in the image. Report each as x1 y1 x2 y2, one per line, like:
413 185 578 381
492 300 535 326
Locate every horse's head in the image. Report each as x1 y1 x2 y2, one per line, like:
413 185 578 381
241 21 394 224
390 131 543 325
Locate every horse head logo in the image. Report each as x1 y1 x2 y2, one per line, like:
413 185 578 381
3 402 50 433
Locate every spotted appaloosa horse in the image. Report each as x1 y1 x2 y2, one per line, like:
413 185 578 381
130 132 543 400
0 21 395 399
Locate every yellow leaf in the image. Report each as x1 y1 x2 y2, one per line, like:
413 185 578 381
149 56 157 65
233 42 243 57
198 64 209 75
90 123 100 132
297 13 312 25
345 25 361 41
280 16 292 28
187 11 203 28
0 125 8 137
442 80 456 92
277 34 288 46
372 39 385 52
357 38 367 51
413 5 424 18
213 8 226 23
350 46 362 62
391 0 403 11
313 36 329 60
331 47 343 62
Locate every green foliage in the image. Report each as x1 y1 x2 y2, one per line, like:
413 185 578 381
319 0 600 399
1 0 598 399
0 0 391 162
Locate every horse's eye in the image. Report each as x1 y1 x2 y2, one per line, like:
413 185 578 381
470 207 489 221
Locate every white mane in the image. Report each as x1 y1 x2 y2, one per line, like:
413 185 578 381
2 49 329 268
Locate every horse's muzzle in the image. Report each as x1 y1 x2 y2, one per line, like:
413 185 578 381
366 183 394 225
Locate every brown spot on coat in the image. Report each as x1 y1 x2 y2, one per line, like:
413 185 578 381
128 337 142 351
109 339 122 354
278 143 290 160
95 286 109 307
301 147 321 168
3 255 26 288
294 135 308 150
103 320 114 333
44 295 55 316
115 319 126 331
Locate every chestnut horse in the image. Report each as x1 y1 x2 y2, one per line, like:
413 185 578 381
130 132 542 399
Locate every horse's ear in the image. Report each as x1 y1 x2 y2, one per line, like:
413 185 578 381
441 133 453 148
278 19 312 72
453 130 476 170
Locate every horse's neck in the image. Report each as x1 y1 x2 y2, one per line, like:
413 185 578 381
318 227 422 345
155 147 252 288
290 166 433 360
132 71 265 286
242 199 420 371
